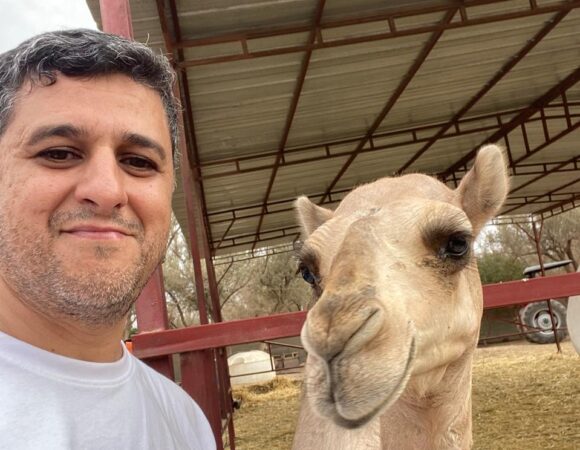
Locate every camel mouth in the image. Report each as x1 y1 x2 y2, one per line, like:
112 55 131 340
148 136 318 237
318 335 416 429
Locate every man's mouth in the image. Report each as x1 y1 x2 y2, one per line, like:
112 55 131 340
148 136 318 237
61 225 132 240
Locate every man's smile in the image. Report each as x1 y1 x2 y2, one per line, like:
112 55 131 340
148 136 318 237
61 224 134 240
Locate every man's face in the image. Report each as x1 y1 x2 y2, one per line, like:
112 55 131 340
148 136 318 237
0 74 174 326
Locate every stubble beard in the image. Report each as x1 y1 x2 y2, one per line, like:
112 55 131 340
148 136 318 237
0 209 168 328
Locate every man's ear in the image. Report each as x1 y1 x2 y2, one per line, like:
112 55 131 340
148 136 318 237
455 144 510 235
294 196 334 238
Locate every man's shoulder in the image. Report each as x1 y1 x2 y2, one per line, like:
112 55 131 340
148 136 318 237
129 354 208 418
131 354 188 399
129 354 216 449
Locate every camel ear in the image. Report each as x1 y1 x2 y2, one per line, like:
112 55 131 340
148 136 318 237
295 196 334 237
455 144 509 235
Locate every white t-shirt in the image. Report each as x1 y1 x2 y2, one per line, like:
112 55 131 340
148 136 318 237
0 331 216 450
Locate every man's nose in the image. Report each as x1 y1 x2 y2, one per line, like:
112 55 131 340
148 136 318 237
74 152 128 214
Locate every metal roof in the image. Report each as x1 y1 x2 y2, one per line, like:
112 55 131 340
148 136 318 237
87 0 580 257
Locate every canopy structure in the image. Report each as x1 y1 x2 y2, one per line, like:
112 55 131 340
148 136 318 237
86 0 580 260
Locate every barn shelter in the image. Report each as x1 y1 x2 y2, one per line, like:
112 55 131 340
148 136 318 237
87 1 580 448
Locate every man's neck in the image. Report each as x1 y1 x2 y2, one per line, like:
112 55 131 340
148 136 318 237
0 283 126 363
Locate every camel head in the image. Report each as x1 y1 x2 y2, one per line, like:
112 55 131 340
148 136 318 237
295 145 509 429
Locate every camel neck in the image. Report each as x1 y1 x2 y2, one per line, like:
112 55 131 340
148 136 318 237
380 358 474 450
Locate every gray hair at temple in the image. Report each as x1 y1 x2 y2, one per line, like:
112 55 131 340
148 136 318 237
0 28 180 157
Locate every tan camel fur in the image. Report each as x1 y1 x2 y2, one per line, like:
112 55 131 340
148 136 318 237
292 145 509 450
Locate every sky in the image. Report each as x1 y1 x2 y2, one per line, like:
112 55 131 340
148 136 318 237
0 0 97 53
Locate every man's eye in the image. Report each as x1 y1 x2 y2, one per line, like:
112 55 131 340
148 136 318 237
121 156 158 171
38 149 80 162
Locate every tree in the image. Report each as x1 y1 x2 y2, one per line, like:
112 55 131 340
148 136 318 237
220 251 315 320
159 218 313 324
162 218 198 327
477 253 525 284
480 209 579 271
255 252 314 313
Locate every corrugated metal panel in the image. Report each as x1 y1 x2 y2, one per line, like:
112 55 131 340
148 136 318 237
286 35 432 148
176 0 315 39
379 15 549 134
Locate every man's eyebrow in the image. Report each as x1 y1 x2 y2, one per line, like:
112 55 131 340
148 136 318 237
26 124 86 146
123 132 167 161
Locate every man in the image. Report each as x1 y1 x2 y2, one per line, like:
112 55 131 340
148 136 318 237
0 29 216 449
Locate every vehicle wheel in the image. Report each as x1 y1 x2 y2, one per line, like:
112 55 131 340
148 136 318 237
519 300 568 344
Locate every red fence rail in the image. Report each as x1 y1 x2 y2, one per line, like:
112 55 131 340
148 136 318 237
133 272 580 359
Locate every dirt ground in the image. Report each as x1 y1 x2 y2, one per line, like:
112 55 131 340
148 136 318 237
231 341 579 450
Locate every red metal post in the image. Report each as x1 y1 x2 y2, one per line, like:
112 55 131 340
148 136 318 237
98 0 134 39
134 267 174 379
174 75 225 449
180 351 222 441
532 219 562 352
98 0 174 378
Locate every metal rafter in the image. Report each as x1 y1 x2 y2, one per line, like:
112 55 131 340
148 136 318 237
511 121 580 167
214 190 580 248
440 68 580 178
215 183 580 249
250 0 327 251
396 8 571 175
199 110 579 180
444 107 580 191
316 8 456 205
503 176 580 215
207 158 580 231
534 193 580 216
504 191 580 206
509 155 580 197
174 1 580 67
199 103 577 167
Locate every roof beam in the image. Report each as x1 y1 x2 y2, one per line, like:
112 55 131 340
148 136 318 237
216 189 579 246
250 0 327 251
207 159 580 227
503 191 580 207
175 1 580 67
396 8 571 175
316 7 456 204
199 110 580 180
216 192 580 246
502 176 580 215
533 193 580 216
440 68 580 179
509 153 580 197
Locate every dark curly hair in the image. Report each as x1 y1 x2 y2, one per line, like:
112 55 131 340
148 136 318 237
0 28 180 157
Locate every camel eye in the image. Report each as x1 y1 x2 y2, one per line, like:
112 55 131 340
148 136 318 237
443 235 470 259
299 264 316 285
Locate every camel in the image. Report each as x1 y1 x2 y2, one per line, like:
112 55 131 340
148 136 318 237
291 145 509 450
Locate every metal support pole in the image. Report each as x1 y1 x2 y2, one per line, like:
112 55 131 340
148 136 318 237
175 74 226 449
135 267 174 379
532 219 562 353
98 0 133 38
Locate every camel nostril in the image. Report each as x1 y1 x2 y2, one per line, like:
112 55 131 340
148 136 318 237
342 307 383 356
303 302 384 362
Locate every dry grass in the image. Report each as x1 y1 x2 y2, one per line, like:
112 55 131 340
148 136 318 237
232 342 579 450
472 341 579 450
232 377 302 450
